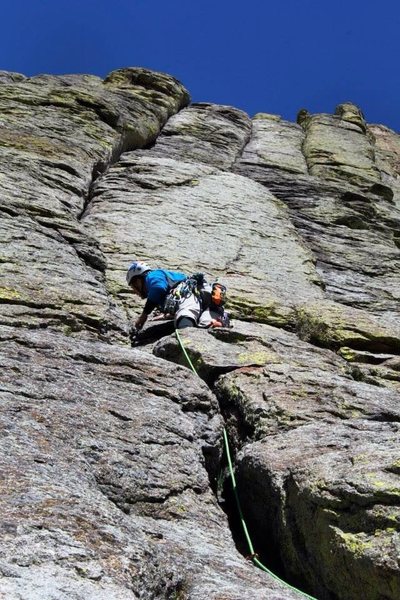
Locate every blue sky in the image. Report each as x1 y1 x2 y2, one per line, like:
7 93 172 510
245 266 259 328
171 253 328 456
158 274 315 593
2 0 400 131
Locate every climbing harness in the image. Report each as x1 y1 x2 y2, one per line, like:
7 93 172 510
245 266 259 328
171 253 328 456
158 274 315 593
163 272 206 317
175 329 317 600
162 273 230 328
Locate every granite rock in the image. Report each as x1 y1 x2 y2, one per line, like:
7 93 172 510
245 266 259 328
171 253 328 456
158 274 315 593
0 325 301 599
1 69 399 599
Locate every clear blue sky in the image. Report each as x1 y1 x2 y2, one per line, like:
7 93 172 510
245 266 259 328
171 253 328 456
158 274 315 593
2 0 400 131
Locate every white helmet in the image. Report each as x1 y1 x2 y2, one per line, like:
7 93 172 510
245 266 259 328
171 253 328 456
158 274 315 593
126 260 151 285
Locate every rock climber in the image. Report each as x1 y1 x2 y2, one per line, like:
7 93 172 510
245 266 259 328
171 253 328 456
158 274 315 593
126 260 230 333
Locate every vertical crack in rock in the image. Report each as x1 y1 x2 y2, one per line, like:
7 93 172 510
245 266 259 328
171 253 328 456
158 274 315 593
78 162 108 222
153 327 319 596
153 324 400 599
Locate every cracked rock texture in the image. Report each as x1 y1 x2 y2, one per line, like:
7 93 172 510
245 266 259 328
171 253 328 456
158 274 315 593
0 68 399 599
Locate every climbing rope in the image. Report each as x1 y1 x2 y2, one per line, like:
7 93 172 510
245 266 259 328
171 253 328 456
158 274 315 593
175 329 317 600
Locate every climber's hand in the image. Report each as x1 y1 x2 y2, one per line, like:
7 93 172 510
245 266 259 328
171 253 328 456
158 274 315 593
135 312 148 331
129 326 138 345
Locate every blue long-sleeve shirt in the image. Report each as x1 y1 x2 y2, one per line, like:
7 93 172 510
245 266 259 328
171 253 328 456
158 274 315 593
143 269 187 315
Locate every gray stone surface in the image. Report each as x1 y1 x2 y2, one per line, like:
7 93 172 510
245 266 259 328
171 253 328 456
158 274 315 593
237 422 400 600
235 109 400 335
369 123 400 210
155 323 400 599
0 67 189 341
1 69 400 599
0 325 301 600
0 69 308 599
237 113 308 175
84 154 325 331
148 102 252 170
300 104 380 187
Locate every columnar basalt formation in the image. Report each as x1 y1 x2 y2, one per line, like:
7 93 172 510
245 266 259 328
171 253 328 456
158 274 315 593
0 68 399 600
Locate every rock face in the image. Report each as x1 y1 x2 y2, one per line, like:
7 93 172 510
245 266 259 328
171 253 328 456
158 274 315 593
0 69 399 599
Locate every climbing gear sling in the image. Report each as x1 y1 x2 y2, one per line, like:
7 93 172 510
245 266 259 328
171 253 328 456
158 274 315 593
163 272 206 317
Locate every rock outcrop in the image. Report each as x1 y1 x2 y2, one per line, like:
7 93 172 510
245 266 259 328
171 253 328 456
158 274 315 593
0 69 399 599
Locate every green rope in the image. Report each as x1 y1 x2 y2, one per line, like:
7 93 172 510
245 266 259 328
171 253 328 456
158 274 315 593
222 429 317 599
175 329 317 600
175 329 198 375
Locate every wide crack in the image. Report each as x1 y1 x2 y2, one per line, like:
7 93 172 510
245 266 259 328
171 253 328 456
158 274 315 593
78 159 112 222
148 321 397 599
148 328 321 597
213 381 321 599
